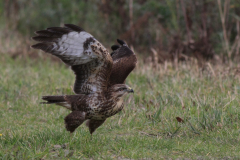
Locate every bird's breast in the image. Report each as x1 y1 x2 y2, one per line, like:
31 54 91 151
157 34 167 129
114 98 124 111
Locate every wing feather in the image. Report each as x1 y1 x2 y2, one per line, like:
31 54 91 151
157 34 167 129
64 24 85 32
35 30 62 37
109 40 137 86
32 24 113 94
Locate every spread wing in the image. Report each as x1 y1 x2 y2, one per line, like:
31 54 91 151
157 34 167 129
109 39 137 86
32 24 113 94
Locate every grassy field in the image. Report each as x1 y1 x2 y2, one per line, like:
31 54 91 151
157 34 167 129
1 53 240 159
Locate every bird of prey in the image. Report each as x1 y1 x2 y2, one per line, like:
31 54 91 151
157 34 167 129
31 24 137 135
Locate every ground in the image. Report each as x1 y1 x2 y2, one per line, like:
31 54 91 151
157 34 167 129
0 54 240 159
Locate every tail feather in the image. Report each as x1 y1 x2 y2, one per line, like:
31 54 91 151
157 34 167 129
40 95 82 110
41 95 66 104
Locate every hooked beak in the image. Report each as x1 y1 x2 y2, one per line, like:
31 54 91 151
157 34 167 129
127 88 134 93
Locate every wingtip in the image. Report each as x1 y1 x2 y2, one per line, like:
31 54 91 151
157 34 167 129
31 43 38 49
31 36 36 40
111 45 120 51
34 30 45 35
31 43 44 50
64 23 73 26
117 39 128 47
117 39 125 45
42 96 49 100
31 36 43 41
34 31 38 35
64 24 85 32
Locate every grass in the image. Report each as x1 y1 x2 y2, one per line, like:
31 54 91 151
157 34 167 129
0 53 240 159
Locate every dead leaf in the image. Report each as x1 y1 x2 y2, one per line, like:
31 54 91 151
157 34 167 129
176 117 184 123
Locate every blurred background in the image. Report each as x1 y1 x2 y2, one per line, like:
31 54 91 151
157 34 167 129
0 0 240 65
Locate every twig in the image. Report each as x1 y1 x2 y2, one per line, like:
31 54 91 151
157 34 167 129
129 0 134 40
151 48 159 69
236 20 240 55
180 0 192 43
207 62 216 77
139 131 158 137
217 0 231 58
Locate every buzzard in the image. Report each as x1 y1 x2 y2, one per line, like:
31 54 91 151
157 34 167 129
31 24 137 134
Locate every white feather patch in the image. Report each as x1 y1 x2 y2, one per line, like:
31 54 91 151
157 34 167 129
52 31 100 65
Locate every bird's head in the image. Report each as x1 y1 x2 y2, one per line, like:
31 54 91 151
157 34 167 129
109 84 134 99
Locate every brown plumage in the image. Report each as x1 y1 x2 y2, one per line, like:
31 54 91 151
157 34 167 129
32 24 137 134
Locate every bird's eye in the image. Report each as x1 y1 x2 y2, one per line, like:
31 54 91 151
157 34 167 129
118 88 125 91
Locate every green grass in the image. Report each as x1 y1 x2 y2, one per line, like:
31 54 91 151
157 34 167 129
1 54 240 159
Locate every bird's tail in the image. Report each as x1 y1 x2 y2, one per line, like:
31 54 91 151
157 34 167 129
41 95 71 110
41 95 66 104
